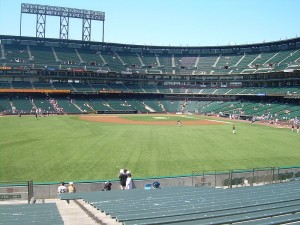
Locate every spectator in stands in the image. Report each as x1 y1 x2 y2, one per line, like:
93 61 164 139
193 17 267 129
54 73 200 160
126 172 133 190
57 182 69 204
243 178 249 187
153 181 160 189
118 169 128 190
102 181 112 191
57 182 67 194
68 182 76 193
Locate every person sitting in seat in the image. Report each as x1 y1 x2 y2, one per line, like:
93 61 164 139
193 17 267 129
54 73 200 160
153 181 160 189
68 182 76 193
102 181 112 191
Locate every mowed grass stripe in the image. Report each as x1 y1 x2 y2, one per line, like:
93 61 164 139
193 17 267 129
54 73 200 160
0 115 299 182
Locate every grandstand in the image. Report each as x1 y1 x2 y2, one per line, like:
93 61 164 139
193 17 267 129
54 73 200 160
58 180 300 225
1 3 300 224
2 39 300 74
0 203 64 225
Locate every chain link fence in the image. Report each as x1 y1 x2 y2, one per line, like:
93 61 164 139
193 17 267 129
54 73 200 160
192 166 300 188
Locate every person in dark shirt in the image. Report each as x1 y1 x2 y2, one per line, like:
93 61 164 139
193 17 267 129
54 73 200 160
118 169 128 190
153 181 160 189
102 181 112 191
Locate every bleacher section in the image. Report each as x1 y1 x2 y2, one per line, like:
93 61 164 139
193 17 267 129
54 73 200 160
3 42 300 74
105 98 134 111
87 97 113 111
11 81 33 89
2 44 30 67
0 96 12 113
55 97 81 113
11 96 34 113
10 81 299 96
60 181 300 225
143 99 163 112
71 83 94 92
0 203 63 225
30 46 56 66
54 47 81 67
71 98 94 112
32 82 54 90
160 99 182 112
1 92 299 118
124 98 149 112
52 82 74 90
32 97 56 113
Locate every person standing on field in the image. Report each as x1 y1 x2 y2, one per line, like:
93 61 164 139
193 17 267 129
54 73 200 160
232 124 236 134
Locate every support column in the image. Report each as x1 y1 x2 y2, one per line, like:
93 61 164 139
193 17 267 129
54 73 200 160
82 18 91 42
36 14 46 38
102 20 105 42
60 16 69 40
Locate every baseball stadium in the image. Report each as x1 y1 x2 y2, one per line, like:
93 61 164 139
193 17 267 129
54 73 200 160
0 1 300 224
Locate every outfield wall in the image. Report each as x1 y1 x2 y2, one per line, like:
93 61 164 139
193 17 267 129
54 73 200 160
33 176 193 199
2 167 300 200
31 166 300 199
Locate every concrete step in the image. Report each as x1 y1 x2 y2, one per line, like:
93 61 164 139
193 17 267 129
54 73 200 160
78 199 122 225
49 199 98 225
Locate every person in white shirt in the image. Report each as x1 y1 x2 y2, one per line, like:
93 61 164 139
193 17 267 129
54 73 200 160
126 172 133 190
57 182 67 194
57 182 69 203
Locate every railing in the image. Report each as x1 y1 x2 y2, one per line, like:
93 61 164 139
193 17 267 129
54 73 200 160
0 180 33 203
192 166 300 188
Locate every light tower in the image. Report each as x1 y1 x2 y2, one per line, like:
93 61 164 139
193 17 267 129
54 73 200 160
20 3 105 42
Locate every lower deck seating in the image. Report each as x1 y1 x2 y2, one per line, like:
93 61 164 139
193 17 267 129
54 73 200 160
0 203 63 225
0 93 299 119
60 181 300 225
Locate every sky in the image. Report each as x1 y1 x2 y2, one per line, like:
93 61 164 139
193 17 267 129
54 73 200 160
0 0 300 47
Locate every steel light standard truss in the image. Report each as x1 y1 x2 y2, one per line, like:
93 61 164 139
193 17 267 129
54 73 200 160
20 3 105 42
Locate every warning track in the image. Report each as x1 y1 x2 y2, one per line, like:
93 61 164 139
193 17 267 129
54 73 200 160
80 115 227 126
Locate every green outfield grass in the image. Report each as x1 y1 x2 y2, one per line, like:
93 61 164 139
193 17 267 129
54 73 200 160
0 115 299 182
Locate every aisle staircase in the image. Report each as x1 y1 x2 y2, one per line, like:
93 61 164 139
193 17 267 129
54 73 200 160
75 49 84 64
52 47 59 62
52 199 121 225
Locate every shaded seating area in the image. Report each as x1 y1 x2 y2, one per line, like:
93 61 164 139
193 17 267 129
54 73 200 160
60 181 300 225
0 203 63 225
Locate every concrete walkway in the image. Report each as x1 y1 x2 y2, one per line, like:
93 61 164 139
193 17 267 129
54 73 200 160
50 199 97 225
48 199 121 225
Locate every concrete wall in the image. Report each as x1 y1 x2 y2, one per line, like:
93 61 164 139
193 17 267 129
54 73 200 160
3 167 299 200
33 176 194 199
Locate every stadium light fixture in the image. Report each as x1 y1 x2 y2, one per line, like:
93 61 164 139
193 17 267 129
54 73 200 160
20 3 105 42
